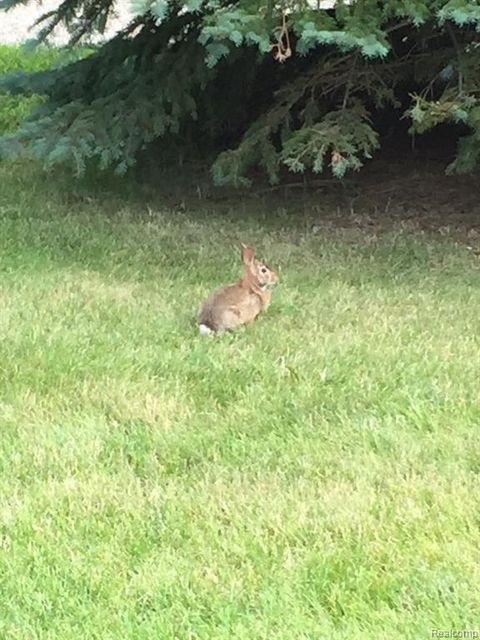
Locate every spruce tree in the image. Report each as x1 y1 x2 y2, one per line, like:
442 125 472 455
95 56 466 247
1 0 479 185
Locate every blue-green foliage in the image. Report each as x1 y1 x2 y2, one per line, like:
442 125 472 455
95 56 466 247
1 0 480 183
437 1 480 28
199 8 273 62
281 103 379 178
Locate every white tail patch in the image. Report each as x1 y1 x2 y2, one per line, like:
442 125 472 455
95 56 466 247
198 324 213 336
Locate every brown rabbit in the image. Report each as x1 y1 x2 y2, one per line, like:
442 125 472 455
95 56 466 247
197 243 278 334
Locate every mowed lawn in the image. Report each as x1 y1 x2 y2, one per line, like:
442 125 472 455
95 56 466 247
0 162 479 640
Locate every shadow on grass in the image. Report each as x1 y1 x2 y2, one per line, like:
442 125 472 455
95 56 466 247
0 160 477 299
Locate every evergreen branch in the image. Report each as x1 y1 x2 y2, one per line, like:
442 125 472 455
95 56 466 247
0 0 28 9
3 1 480 181
446 21 463 94
342 51 358 110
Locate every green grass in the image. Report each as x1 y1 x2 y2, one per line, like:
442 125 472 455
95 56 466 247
0 44 58 134
0 162 479 640
0 44 93 135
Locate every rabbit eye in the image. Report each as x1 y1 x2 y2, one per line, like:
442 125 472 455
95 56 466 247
260 267 267 274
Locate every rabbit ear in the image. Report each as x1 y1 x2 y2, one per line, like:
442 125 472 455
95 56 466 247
240 243 255 264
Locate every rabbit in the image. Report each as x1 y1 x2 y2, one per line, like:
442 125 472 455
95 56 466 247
197 243 278 334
